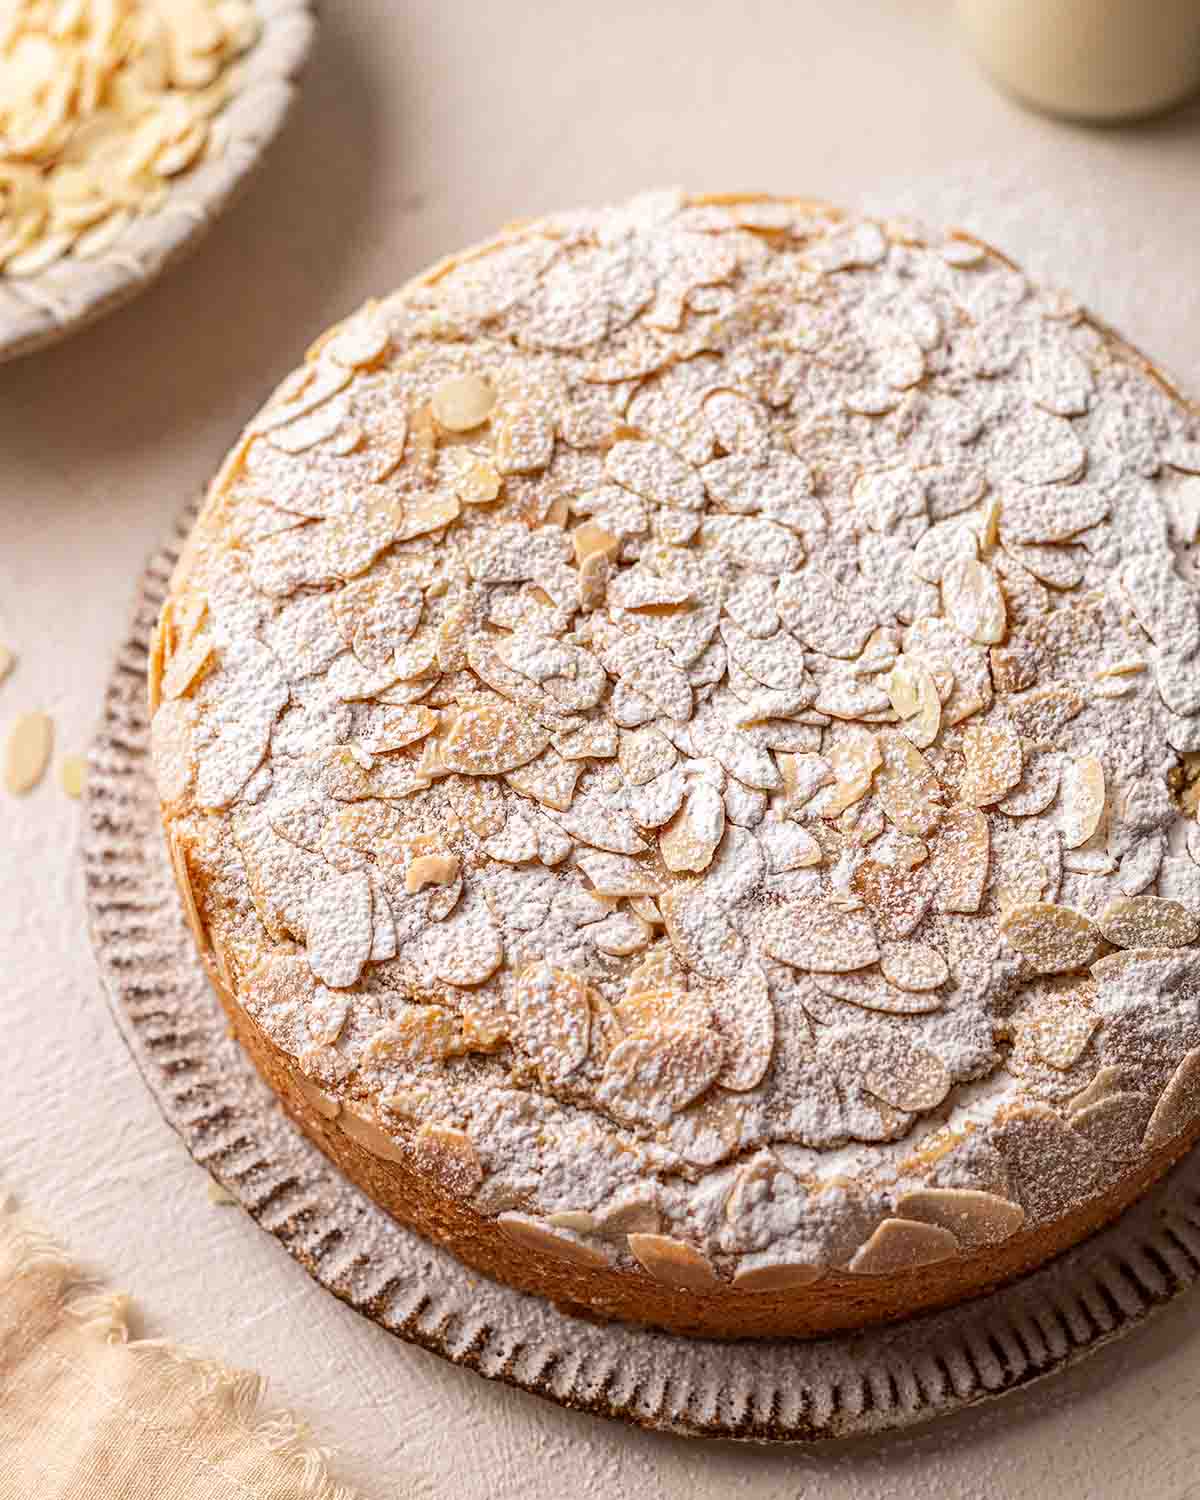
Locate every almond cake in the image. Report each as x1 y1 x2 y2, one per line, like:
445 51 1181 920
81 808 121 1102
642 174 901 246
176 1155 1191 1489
150 192 1200 1337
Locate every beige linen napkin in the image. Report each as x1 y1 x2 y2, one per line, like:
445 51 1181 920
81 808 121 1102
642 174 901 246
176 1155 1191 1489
0 1203 358 1499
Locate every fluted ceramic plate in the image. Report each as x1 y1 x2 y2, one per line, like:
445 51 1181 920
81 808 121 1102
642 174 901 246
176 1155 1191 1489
0 0 316 365
81 496 1200 1441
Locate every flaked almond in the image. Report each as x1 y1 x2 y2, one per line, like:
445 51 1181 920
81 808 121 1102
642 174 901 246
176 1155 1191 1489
573 519 621 565
1070 1091 1152 1163
660 781 726 873
578 850 660 898
454 456 502 506
598 1025 725 1125
778 750 834 815
151 700 196 806
886 655 941 749
812 967 943 1015
414 1123 483 1194
929 805 989 913
406 853 460 893
514 961 592 1082
627 1232 720 1289
1000 901 1104 974
445 773 506 836
5 711 53 795
161 633 214 700
441 705 550 775
959 719 1023 807
432 372 496 432
732 1259 824 1292
426 906 504 986
1060 755 1106 850
875 730 941 837
708 965 775 1091
498 1213 608 1268
761 897 879 973
941 557 1006 644
810 727 881 818
1143 1049 1200 1151
365 1005 459 1065
848 1218 959 1275
591 910 653 955
894 1188 1025 1247
1097 895 1199 949
863 1038 951 1111
880 942 949 992
619 725 677 786
997 747 1061 817
492 403 554 473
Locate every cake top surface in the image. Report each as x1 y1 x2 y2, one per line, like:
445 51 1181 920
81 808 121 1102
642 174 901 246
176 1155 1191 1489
154 191 1200 1281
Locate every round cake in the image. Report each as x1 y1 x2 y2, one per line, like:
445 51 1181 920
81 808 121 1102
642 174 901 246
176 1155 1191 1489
151 192 1200 1338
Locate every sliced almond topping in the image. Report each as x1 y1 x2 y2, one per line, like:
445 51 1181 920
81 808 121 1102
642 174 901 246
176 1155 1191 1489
1000 901 1104 973
761 897 879 973
578 850 660 898
618 725 677 786
598 1025 725 1125
492 403 555 474
929 805 989 913
810 727 881 818
1143 1050 1200 1151
760 820 822 871
778 751 835 814
591 910 653 956
863 1038 951 1111
997 746 1060 817
731 1259 825 1292
445 773 506 836
431 372 496 432
572 520 621 565
426 906 504 987
514 961 592 1082
1070 1091 1152 1163
305 870 373 988
880 942 949 992
161 633 214 700
339 1109 407 1164
627 1232 720 1290
886 655 941 749
1067 1065 1126 1116
848 1218 959 1275
708 965 775 1091
151 700 196 806
941 558 1006 644
1097 895 1199 949
1060 755 1106 850
959 719 1023 807
414 1122 483 1194
406 853 460 893
441 706 551 775
498 1213 608 1269
894 1189 1025 1248
660 781 726 873
366 1004 459 1065
812 967 943 1015
875 730 941 837
454 456 502 505
5 711 52 795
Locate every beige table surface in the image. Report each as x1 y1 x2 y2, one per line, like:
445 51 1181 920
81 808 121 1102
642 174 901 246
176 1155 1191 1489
5 2 1200 1494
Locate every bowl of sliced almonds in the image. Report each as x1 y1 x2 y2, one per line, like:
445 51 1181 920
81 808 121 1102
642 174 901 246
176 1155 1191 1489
0 0 315 362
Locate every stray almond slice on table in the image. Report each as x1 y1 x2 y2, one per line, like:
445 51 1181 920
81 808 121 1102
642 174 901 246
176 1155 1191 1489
627 1232 720 1290
1000 901 1104 974
5 711 53 795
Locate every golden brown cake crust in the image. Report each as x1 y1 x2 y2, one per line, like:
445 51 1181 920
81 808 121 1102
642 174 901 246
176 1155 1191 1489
153 192 1200 1337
